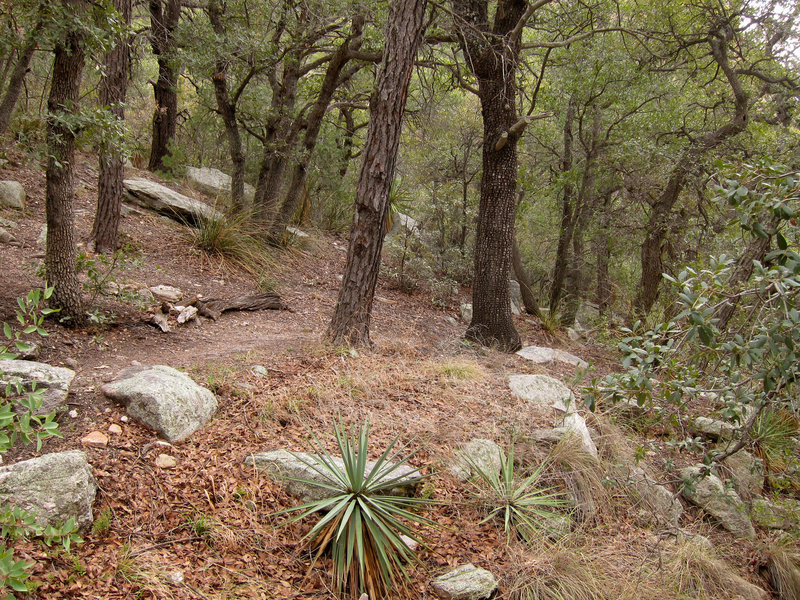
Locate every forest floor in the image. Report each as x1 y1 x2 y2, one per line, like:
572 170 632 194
0 151 779 599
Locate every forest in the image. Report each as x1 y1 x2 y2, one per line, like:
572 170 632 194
0 0 799 598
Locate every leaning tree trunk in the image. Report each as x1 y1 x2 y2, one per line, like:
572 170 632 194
634 28 749 317
270 16 364 241
512 236 542 318
46 4 86 326
92 0 132 253
454 0 532 352
147 0 181 173
327 0 427 347
207 0 246 211
0 20 42 135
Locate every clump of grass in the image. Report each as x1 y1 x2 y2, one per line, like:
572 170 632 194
436 359 483 382
505 544 606 600
92 507 112 536
764 542 800 599
547 432 610 523
187 209 275 276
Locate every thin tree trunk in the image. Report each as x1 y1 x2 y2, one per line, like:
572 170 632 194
337 106 356 178
271 16 364 240
512 236 542 318
549 98 575 312
634 28 749 316
327 0 427 347
0 20 42 135
207 0 246 211
92 0 132 253
148 0 181 173
594 193 613 316
46 2 86 326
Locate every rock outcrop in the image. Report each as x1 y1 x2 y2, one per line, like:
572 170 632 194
123 178 222 225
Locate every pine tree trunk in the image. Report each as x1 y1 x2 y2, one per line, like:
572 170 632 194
46 6 86 326
327 0 427 347
147 0 180 173
92 0 132 253
0 21 41 135
549 99 575 312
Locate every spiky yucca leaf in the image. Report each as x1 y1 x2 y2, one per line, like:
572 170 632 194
275 422 434 598
465 444 566 543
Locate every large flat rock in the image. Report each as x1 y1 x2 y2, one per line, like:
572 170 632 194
123 178 222 225
516 346 588 368
508 374 577 413
186 167 255 204
0 359 75 414
681 466 755 538
0 450 96 531
244 449 421 503
101 365 218 442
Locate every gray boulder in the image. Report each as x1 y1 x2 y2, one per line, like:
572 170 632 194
681 466 755 538
0 359 75 414
560 412 597 456
244 449 421 503
508 374 576 414
431 564 497 600
100 365 218 442
0 181 25 210
388 211 420 237
516 346 588 369
450 438 505 481
148 284 182 303
186 166 255 205
509 280 522 315
751 497 800 530
0 450 95 531
460 303 472 324
721 449 763 500
0 227 15 244
123 178 222 225
692 416 736 441
0 216 17 228
618 465 682 525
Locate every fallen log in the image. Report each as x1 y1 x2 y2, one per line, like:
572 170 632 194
190 292 288 320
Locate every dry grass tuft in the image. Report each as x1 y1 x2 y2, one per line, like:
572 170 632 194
505 544 607 600
547 432 610 523
765 542 800 600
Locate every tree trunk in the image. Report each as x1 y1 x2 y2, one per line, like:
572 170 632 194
594 193 613 316
327 0 427 347
549 98 575 312
512 236 542 318
0 20 42 135
46 3 86 327
634 28 749 316
147 0 181 173
271 16 364 240
337 106 356 178
207 0 246 212
453 0 531 352
92 0 132 253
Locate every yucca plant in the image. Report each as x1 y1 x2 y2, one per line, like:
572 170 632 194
277 422 434 598
465 444 566 543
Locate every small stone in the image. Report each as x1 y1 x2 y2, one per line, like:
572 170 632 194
0 227 15 244
165 570 184 585
108 424 123 435
64 357 79 370
120 415 129 423
68 409 78 419
81 431 109 447
250 365 269 378
460 303 473 323
148 285 183 303
400 534 419 552
431 564 497 600
155 454 177 469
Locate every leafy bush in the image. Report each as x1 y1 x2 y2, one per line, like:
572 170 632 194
588 160 800 466
277 422 433 598
0 288 78 597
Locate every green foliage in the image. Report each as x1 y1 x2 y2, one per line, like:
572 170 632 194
92 508 113 536
276 421 434 598
0 289 79 597
75 245 148 316
465 445 565 544
587 161 800 456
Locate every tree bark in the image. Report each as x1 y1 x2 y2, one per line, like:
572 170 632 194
0 19 42 135
327 0 427 347
512 236 542 318
549 98 576 312
634 27 749 316
453 0 533 352
594 192 614 316
92 0 132 253
147 0 181 173
46 2 86 326
207 0 246 212
270 16 364 240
